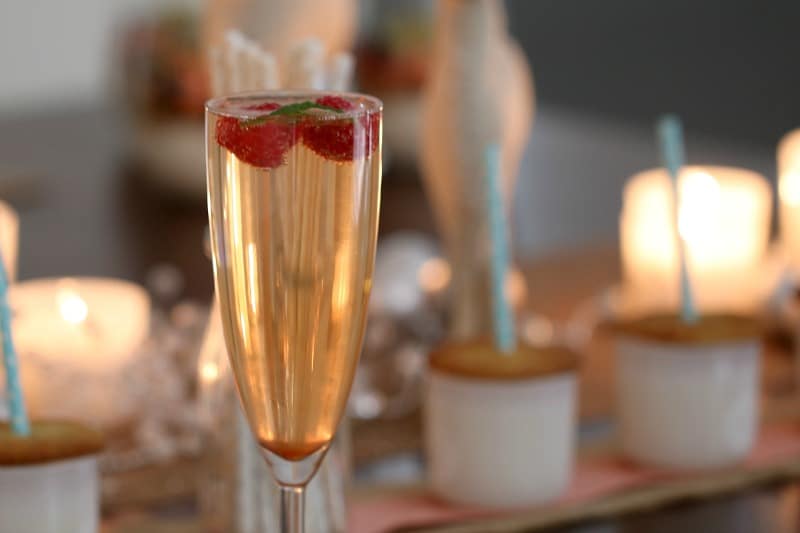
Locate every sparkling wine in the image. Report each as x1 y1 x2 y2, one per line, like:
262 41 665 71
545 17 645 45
207 95 381 461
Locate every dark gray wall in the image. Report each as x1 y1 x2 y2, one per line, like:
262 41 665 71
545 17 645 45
507 0 800 146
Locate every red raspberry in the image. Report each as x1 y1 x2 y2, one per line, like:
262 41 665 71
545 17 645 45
249 102 280 112
215 102 296 168
315 95 354 111
301 97 380 162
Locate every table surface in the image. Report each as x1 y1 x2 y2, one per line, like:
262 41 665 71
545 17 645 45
2 106 800 533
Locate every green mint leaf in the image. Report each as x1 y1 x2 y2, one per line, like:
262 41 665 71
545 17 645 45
239 101 344 128
270 101 344 116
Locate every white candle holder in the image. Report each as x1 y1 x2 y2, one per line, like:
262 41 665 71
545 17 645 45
424 343 577 508
615 316 760 469
0 422 103 533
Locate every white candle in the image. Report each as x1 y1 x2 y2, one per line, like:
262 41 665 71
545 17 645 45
620 166 772 313
0 200 19 282
778 129 800 271
9 278 150 426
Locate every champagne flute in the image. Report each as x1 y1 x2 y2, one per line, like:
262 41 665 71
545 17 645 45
206 91 382 532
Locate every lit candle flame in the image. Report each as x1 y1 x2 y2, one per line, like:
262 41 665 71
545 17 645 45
57 284 88 325
505 268 527 308
200 361 220 383
522 315 554 347
780 170 800 207
678 171 721 245
418 257 451 293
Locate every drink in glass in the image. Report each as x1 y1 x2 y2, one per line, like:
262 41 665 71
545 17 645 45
206 92 381 532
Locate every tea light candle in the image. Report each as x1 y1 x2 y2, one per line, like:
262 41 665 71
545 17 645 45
778 130 800 271
0 200 19 282
620 166 771 313
9 278 150 426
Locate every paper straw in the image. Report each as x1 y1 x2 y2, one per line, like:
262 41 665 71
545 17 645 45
484 144 516 353
657 115 698 323
0 247 29 435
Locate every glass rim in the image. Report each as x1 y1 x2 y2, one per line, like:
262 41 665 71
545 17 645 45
206 90 383 119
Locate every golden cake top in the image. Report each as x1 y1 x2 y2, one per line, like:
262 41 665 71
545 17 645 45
0 420 104 466
611 314 761 345
429 339 579 381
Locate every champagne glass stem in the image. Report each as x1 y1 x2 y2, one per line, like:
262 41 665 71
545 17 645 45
280 485 305 533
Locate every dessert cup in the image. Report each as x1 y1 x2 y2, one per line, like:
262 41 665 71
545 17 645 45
614 314 761 469
424 340 578 507
0 421 104 533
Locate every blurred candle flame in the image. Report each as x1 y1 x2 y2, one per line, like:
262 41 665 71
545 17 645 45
57 282 88 325
678 171 721 245
418 257 451 294
200 361 220 384
506 268 527 309
780 170 800 207
522 315 554 346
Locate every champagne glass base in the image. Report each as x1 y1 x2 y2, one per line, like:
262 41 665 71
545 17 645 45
260 445 329 487
261 446 330 533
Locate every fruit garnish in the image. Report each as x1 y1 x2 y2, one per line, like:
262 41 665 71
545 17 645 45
250 102 281 111
216 97 379 167
314 95 353 111
240 100 344 128
216 102 296 168
301 97 380 162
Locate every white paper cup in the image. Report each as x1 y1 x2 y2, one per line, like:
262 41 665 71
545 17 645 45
614 315 760 469
0 456 99 533
0 421 103 533
424 342 577 507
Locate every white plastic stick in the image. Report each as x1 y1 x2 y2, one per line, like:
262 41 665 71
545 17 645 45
243 42 263 91
259 51 279 90
208 46 226 97
286 38 325 89
327 52 354 91
225 30 247 93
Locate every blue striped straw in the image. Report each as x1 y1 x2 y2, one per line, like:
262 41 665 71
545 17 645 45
484 144 516 353
0 248 29 435
657 115 698 323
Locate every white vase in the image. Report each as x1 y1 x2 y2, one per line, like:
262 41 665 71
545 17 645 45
420 0 534 339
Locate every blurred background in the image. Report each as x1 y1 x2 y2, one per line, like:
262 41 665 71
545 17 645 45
3 0 798 275
5 0 799 140
3 1 800 530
